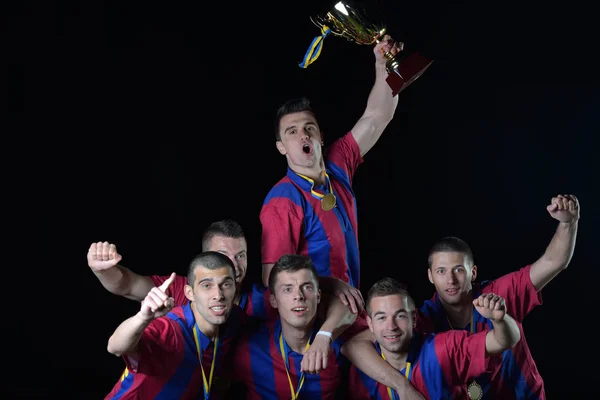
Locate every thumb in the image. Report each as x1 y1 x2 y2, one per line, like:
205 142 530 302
547 203 557 212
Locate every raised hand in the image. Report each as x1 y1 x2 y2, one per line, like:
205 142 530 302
88 241 122 271
546 194 580 223
373 34 404 65
473 293 506 321
138 272 176 322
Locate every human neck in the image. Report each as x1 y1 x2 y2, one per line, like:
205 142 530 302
439 293 474 329
290 161 326 186
192 306 219 340
381 346 409 371
281 317 315 354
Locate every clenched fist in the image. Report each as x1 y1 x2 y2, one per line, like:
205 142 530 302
88 241 122 271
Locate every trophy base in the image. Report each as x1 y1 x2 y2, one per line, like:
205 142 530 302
386 52 433 96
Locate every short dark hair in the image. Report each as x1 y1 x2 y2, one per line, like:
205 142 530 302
187 251 235 287
268 254 319 292
366 277 415 316
427 236 474 269
274 97 316 141
201 219 245 251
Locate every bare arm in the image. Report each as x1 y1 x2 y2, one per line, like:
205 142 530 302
107 313 152 357
300 294 358 374
341 330 424 399
351 36 401 157
88 242 155 301
107 274 176 357
485 314 521 356
262 263 274 287
474 293 521 355
530 195 580 291
318 294 357 339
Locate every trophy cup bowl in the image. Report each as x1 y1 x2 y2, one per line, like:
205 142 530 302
311 1 433 96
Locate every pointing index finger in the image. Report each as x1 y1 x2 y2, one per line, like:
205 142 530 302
158 272 176 292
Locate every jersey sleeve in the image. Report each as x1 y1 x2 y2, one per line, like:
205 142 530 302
325 132 364 183
435 330 493 386
149 274 189 307
484 265 543 322
123 317 180 376
260 201 304 265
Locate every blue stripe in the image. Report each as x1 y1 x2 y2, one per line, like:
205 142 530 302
499 349 538 399
263 181 306 206
357 367 382 399
249 284 267 319
154 317 202 399
249 324 279 400
419 335 453 399
111 372 134 399
327 161 359 288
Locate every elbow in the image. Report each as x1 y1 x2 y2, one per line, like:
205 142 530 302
509 330 522 349
107 337 124 357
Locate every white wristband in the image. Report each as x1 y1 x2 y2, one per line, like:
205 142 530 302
316 330 333 339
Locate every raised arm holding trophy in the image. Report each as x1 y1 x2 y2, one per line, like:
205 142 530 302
299 0 433 96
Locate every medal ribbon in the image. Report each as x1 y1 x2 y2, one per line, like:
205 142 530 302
299 25 331 68
279 333 312 400
381 351 412 400
193 325 219 400
295 171 335 204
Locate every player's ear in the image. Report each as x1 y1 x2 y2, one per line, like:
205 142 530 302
276 141 286 155
184 285 194 302
269 293 278 309
471 265 478 282
366 315 374 333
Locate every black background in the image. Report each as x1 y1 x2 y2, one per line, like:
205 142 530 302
9 0 599 398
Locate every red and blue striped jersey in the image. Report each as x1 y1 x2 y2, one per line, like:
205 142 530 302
260 132 364 288
347 331 491 399
419 265 545 399
151 275 276 320
105 302 243 400
231 317 367 399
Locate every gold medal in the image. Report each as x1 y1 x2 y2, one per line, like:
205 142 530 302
321 193 336 211
467 380 483 400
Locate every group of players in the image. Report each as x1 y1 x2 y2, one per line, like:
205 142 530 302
89 36 580 399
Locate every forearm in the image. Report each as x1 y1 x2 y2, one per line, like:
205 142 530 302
542 221 578 267
107 313 151 357
364 63 398 122
92 265 153 301
342 335 419 397
262 263 274 287
319 295 357 340
530 221 578 290
486 315 521 355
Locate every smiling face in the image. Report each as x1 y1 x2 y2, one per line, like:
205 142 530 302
367 294 416 354
276 111 324 170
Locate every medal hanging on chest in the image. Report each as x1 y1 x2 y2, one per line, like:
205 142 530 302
295 170 337 211
467 380 483 400
321 192 336 211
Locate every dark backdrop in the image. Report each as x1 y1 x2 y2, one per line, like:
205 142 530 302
10 0 599 398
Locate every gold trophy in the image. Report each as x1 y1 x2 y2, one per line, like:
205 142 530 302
303 0 433 96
